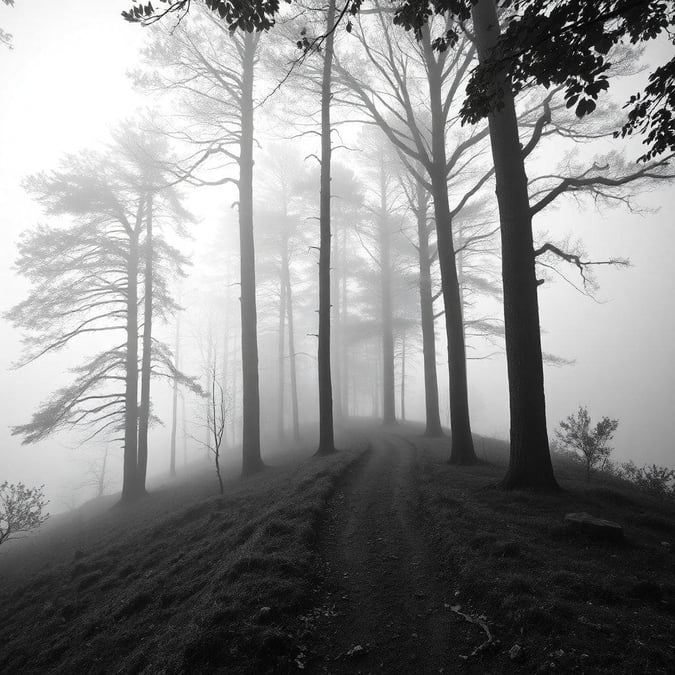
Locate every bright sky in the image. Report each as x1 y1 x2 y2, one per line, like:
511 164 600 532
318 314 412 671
0 1 673 508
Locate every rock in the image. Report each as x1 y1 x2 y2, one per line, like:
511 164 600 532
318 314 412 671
564 512 624 542
255 606 274 624
661 541 671 548
509 644 523 661
346 644 365 658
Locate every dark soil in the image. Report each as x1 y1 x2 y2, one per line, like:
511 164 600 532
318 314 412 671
302 432 487 673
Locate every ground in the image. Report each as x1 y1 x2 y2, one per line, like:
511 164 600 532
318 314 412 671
1 424 674 673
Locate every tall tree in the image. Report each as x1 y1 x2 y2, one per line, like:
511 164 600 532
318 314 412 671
315 0 338 455
333 8 491 462
138 10 265 474
9 135 192 502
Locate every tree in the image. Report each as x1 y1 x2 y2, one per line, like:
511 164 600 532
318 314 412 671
0 482 49 546
137 8 265 475
314 0 339 454
125 0 675 161
332 8 489 463
430 0 671 490
556 407 619 481
204 356 229 495
9 132 193 502
390 0 675 163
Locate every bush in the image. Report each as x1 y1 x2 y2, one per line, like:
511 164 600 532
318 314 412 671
0 481 49 546
619 461 675 498
555 407 618 481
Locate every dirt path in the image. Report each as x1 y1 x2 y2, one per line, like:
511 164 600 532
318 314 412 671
304 432 486 674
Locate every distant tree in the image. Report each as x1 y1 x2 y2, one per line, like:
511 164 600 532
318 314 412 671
137 7 265 475
8 130 194 502
0 482 49 546
79 444 118 499
204 356 229 495
556 406 619 481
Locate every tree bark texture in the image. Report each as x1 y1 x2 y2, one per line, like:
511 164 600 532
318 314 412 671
122 206 141 502
277 249 287 440
415 181 444 437
170 313 180 478
316 0 337 455
239 31 263 475
379 155 397 426
137 193 153 495
472 0 558 490
427 50 476 464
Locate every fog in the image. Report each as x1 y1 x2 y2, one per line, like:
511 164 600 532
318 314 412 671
0 0 673 512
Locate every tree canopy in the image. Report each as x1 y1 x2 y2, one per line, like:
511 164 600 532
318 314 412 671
123 0 675 162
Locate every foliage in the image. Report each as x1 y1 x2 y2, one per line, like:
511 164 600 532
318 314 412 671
0 0 14 50
619 460 675 498
394 0 675 162
555 406 619 480
0 481 49 545
126 1 674 162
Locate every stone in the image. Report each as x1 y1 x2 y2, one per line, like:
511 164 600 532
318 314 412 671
509 644 523 661
255 606 274 624
564 512 624 542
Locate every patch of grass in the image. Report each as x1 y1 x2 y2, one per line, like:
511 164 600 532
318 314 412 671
0 444 365 674
414 437 675 674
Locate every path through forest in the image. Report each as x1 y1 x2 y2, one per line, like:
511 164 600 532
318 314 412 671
304 432 486 673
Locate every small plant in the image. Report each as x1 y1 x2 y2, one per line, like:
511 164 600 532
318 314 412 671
619 461 675 498
0 481 49 545
555 407 619 481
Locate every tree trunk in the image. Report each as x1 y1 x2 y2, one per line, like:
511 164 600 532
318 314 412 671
316 0 337 455
239 32 263 475
97 444 108 498
379 154 397 426
170 313 180 478
205 321 213 461
340 228 349 418
416 181 444 437
285 274 301 443
277 258 287 440
426 42 476 464
181 393 188 466
472 0 558 490
400 329 406 421
332 225 343 422
137 194 153 496
121 210 141 502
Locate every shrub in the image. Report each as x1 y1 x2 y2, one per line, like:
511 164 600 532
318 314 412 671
555 407 618 481
619 461 675 498
0 481 49 545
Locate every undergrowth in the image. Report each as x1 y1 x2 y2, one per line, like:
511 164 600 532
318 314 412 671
0 446 364 674
415 435 675 674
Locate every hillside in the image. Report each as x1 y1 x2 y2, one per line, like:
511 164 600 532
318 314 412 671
1 426 674 673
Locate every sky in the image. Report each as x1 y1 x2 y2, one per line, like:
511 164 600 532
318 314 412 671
0 0 673 509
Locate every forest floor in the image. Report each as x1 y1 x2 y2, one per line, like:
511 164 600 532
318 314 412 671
1 423 674 673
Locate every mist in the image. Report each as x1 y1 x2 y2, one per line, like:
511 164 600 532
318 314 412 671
0 0 671 511
1 2 674 673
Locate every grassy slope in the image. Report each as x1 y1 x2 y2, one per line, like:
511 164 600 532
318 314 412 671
0 443 366 674
2 427 674 674
414 434 675 674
